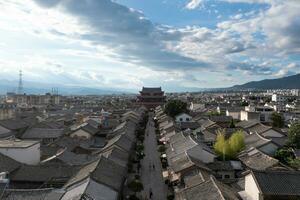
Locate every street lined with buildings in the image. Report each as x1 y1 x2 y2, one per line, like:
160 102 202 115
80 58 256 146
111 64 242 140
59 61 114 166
141 113 168 200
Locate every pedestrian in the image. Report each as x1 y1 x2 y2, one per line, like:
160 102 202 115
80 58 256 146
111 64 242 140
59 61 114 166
152 164 155 170
137 163 141 173
143 192 148 200
149 188 153 199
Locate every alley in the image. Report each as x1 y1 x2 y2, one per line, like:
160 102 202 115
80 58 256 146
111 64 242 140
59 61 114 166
141 113 168 200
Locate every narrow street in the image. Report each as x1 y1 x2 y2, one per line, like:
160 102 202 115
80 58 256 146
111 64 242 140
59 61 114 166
141 113 168 200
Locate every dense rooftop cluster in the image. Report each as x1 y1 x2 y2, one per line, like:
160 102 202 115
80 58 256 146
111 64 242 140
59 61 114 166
0 88 299 200
0 93 148 200
154 89 300 200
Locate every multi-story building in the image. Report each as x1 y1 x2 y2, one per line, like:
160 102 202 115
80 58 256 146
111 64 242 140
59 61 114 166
137 87 166 109
5 93 61 107
0 139 40 165
0 103 16 120
245 105 274 122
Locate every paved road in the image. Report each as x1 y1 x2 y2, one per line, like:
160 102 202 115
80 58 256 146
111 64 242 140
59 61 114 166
141 113 167 200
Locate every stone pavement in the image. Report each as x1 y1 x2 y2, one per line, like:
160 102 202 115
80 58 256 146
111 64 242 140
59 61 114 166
141 113 168 200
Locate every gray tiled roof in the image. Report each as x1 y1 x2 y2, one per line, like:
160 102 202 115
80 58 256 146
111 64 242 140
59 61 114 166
248 124 271 134
0 119 29 130
166 134 198 159
22 128 64 139
269 136 288 147
86 119 100 129
252 170 300 196
84 178 118 200
206 161 235 171
52 136 82 151
244 132 271 149
198 119 216 129
0 182 7 200
0 126 12 138
102 133 133 153
101 145 129 168
65 154 127 193
227 106 244 112
183 170 210 188
0 153 21 173
91 156 126 192
236 120 260 129
179 122 200 130
82 124 99 135
141 87 162 93
239 149 279 170
2 188 64 200
11 164 78 182
55 150 98 166
209 115 233 123
33 121 65 129
64 159 99 188
176 176 239 200
169 152 195 173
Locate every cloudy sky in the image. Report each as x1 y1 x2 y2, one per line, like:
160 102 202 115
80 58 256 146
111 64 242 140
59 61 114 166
0 0 299 92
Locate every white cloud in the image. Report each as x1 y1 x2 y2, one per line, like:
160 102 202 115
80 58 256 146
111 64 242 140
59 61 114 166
0 0 299 90
222 0 279 4
185 0 204 10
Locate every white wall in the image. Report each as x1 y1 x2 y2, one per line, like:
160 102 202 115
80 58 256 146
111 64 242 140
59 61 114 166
240 111 260 121
0 109 14 120
260 112 273 123
70 129 91 139
226 111 240 120
245 173 260 200
240 111 248 121
175 113 192 122
0 143 40 165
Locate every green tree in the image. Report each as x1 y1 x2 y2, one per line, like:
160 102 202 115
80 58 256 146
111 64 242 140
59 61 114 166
271 112 284 128
214 130 232 160
228 130 245 157
158 145 166 153
274 148 294 164
128 194 140 200
207 111 221 116
164 100 188 118
214 130 245 160
135 143 144 152
288 122 300 148
128 179 144 194
240 101 249 106
229 119 235 128
288 158 300 170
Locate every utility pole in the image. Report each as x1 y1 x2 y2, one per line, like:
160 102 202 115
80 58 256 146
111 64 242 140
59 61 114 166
17 70 23 94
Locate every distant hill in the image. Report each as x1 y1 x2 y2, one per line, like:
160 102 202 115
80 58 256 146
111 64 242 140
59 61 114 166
230 74 300 90
0 80 133 95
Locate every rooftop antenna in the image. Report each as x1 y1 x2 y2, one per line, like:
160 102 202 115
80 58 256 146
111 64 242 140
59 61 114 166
17 70 23 94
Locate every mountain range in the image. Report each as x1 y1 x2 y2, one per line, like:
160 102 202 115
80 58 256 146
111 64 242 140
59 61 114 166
229 73 300 90
0 73 299 95
0 80 133 95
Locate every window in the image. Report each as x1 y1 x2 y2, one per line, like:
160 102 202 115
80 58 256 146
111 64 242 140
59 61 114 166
260 114 265 122
224 174 230 179
186 118 190 121
180 118 183 121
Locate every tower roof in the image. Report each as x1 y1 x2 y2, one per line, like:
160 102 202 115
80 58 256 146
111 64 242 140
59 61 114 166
141 87 163 93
